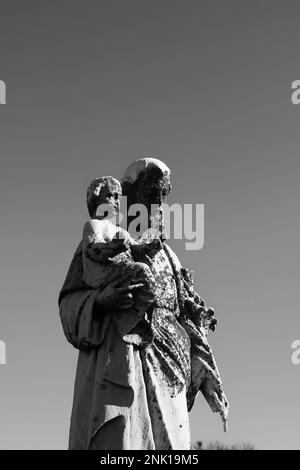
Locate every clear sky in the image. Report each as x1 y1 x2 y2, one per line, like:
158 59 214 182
0 0 299 450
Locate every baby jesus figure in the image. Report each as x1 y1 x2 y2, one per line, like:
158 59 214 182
82 176 161 342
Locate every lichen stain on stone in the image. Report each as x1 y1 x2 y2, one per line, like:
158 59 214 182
142 248 191 397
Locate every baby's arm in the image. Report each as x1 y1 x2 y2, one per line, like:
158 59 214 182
83 220 129 263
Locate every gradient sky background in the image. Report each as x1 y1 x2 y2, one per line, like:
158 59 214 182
0 0 299 450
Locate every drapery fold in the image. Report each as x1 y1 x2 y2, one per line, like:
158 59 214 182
58 242 228 449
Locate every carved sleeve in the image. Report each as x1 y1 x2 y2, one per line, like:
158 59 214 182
58 242 110 351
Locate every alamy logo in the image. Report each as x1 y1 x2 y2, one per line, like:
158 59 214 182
96 199 205 251
0 80 6 104
291 340 300 365
0 340 6 365
291 80 300 105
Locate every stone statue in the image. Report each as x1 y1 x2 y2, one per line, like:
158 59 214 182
58 158 229 450
82 175 161 340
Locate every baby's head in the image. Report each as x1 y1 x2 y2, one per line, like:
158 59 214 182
86 176 122 218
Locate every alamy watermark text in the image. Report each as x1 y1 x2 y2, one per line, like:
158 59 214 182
0 80 6 104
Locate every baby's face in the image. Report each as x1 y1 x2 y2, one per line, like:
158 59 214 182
97 182 121 217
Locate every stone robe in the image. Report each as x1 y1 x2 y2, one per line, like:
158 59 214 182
58 242 228 450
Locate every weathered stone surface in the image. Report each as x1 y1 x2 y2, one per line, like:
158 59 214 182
59 158 229 449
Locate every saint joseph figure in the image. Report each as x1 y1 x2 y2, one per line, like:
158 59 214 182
58 158 229 450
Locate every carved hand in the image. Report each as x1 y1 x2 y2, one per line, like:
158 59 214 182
95 282 144 311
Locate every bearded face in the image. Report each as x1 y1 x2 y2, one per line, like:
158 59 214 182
122 166 171 237
123 166 171 208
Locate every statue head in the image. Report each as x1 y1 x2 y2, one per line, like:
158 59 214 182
121 158 171 237
122 158 171 209
86 176 122 218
